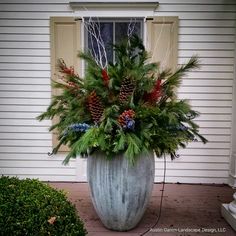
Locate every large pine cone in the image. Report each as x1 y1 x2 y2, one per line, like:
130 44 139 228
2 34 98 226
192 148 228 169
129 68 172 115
119 77 135 103
88 91 104 123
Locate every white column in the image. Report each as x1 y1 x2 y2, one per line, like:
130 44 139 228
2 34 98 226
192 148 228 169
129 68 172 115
221 193 236 231
221 24 236 231
228 92 236 187
228 25 236 188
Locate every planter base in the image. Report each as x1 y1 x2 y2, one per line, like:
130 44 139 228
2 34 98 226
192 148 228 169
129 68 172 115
87 152 155 231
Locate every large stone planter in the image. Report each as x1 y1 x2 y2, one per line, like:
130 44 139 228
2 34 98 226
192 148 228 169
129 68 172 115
87 152 155 231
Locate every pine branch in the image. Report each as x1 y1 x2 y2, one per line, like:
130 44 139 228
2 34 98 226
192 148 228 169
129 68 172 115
63 127 99 164
161 56 199 100
125 133 142 164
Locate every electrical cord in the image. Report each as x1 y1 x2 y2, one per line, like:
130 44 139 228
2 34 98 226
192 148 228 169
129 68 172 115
140 154 167 236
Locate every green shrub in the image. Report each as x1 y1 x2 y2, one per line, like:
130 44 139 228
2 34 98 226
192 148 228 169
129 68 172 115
0 176 87 236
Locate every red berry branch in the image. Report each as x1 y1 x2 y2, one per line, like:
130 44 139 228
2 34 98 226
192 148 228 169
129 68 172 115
143 79 162 104
101 69 109 87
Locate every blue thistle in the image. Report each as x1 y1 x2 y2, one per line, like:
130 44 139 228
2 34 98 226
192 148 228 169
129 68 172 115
177 124 188 131
168 123 188 131
63 123 91 136
123 117 135 130
69 123 91 132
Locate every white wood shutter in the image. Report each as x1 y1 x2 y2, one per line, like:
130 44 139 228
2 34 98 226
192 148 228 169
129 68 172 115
146 16 178 71
50 17 82 152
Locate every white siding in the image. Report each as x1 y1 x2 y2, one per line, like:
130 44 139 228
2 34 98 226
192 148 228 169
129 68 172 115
0 0 235 183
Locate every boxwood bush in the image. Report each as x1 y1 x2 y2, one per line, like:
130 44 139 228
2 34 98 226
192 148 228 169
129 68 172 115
0 176 87 236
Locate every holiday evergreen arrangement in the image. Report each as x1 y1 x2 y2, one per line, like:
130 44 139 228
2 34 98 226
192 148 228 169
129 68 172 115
37 35 207 164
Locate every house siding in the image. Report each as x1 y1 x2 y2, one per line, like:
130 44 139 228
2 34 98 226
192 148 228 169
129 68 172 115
0 0 235 183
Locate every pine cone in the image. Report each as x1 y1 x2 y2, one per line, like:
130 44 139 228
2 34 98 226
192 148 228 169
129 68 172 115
118 109 135 127
88 91 104 123
119 77 135 103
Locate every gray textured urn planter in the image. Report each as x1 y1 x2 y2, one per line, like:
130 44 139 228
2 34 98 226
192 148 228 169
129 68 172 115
87 152 155 231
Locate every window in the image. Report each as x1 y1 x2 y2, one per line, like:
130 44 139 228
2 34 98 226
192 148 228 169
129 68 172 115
85 18 143 64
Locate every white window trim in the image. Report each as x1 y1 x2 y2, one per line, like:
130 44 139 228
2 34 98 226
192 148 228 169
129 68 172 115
70 1 159 11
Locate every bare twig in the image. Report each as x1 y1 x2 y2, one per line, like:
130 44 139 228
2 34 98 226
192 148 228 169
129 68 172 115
84 17 108 69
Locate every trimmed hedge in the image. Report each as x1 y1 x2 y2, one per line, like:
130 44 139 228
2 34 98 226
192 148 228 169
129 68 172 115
0 176 87 236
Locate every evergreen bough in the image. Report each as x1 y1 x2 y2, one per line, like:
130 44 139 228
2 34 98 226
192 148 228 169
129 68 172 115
38 36 207 164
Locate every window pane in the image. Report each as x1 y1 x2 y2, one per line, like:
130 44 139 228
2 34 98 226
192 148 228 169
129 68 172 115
115 22 141 44
87 22 113 64
86 20 143 64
